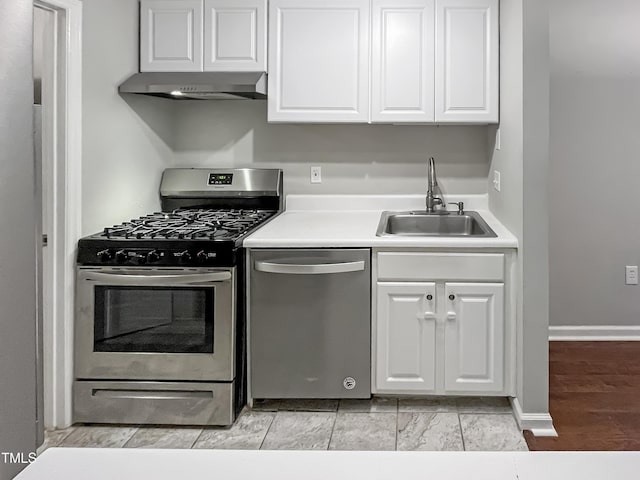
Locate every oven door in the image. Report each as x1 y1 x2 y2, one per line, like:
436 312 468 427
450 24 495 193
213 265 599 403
75 267 235 382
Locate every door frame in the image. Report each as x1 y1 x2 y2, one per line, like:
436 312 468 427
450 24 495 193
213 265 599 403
34 0 82 429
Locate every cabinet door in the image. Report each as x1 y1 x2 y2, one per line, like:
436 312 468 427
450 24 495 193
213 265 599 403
376 282 437 393
204 0 266 71
268 0 370 123
435 0 498 123
371 0 435 123
444 283 504 393
140 0 204 72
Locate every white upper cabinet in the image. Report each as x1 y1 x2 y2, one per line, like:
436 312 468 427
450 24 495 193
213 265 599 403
268 0 498 124
204 0 267 71
139 0 499 123
268 0 370 123
140 0 204 72
140 0 266 72
435 0 499 123
371 0 435 123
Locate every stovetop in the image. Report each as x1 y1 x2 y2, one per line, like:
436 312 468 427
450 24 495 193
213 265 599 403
78 208 277 267
99 208 275 241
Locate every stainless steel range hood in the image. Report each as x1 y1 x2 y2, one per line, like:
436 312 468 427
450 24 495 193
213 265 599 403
118 72 267 100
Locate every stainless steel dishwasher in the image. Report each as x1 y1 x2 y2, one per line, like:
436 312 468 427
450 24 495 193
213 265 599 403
250 249 370 399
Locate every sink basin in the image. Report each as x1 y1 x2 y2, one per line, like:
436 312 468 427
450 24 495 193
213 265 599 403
376 211 497 237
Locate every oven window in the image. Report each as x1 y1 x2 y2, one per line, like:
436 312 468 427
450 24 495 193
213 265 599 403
93 287 214 353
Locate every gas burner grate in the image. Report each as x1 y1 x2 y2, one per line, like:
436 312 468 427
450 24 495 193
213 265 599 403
102 208 275 240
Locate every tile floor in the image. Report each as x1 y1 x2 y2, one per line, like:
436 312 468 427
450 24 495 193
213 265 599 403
43 397 528 452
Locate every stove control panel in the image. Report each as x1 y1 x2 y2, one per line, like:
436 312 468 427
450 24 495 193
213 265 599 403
84 247 227 267
113 249 165 265
208 173 233 185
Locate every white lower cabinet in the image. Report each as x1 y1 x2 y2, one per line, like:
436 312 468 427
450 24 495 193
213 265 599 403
376 282 437 392
374 252 510 396
443 282 504 393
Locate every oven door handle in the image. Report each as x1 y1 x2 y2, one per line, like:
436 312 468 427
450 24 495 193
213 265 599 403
254 260 365 275
83 271 231 285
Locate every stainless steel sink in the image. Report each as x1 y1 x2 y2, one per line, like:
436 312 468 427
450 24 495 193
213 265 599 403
376 211 497 237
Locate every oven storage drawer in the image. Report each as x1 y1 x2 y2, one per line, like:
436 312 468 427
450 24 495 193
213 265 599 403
73 380 234 426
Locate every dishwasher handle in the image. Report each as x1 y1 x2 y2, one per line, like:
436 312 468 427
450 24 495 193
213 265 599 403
254 260 365 275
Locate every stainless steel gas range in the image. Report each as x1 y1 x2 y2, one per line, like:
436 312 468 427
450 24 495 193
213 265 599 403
73 168 282 426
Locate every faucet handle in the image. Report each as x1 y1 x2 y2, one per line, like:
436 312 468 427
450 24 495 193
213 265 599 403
447 202 464 214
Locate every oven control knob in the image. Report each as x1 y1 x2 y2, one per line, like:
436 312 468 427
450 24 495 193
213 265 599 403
179 251 192 262
146 250 160 263
96 249 113 262
115 250 127 263
197 250 208 263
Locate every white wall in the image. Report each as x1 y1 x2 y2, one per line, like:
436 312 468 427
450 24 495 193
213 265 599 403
82 0 174 235
549 0 640 327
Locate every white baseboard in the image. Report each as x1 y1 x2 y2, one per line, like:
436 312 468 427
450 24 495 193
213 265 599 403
549 326 640 341
510 397 557 437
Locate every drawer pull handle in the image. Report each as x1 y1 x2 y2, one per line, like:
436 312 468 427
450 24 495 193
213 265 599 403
426 294 433 300
92 389 212 400
449 294 456 301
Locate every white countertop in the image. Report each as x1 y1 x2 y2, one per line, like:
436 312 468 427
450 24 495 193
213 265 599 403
16 449 640 480
244 195 518 249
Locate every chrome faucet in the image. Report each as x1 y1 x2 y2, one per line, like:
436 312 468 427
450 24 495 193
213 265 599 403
426 157 444 213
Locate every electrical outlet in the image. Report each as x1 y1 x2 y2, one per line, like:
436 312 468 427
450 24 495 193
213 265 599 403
493 170 501 192
311 166 322 184
495 128 501 151
626 266 638 285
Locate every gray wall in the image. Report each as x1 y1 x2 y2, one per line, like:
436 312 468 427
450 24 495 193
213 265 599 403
489 0 549 415
520 0 550 414
171 101 490 196
549 0 640 327
82 0 490 234
0 1 38 479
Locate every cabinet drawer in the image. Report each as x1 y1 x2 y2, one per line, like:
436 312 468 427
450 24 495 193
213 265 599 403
377 252 504 281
